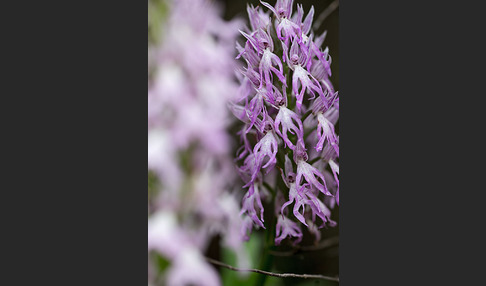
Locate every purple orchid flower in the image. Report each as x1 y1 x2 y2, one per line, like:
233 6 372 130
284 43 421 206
274 106 304 150
315 112 339 154
261 0 300 48
253 129 278 174
233 0 339 246
240 182 265 228
247 4 271 31
275 215 303 245
296 158 332 197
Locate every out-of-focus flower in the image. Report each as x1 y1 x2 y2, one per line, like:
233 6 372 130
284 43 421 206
275 215 303 245
233 0 339 246
147 0 245 285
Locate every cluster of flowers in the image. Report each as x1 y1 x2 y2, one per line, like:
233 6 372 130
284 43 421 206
232 0 340 245
147 0 245 285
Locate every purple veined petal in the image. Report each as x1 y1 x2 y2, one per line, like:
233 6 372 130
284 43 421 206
235 127 253 161
260 27 275 52
253 131 278 171
245 108 265 135
317 46 332 77
274 106 304 150
247 4 271 31
276 18 301 47
322 135 339 161
263 84 287 108
247 4 259 30
323 106 339 125
310 57 328 82
236 41 245 59
302 5 314 35
292 184 309 226
309 41 332 77
234 76 254 104
288 35 310 67
292 199 307 226
320 76 335 95
293 139 308 162
296 159 332 196
260 1 278 19
260 0 294 19
251 115 266 135
275 215 302 245
291 66 312 111
243 28 274 55
246 90 265 131
276 0 294 19
328 159 339 195
243 67 262 88
239 30 259 52
280 181 296 213
277 154 295 189
292 65 326 112
309 91 328 114
239 153 262 188
327 91 339 110
293 3 304 27
289 36 300 65
259 49 286 93
238 150 254 175
280 182 308 226
240 41 262 69
240 182 265 228
308 196 333 227
269 52 286 84
316 112 339 154
284 0 294 18
309 90 337 116
328 159 339 176
255 108 272 135
322 170 338 196
309 73 325 99
228 102 249 123
291 67 305 112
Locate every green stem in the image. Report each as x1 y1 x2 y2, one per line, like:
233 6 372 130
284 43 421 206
254 214 275 286
254 174 278 286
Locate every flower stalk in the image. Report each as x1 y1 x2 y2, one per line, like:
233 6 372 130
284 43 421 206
233 0 340 248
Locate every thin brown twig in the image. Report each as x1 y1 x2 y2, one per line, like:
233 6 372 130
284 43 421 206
313 0 340 31
206 257 339 282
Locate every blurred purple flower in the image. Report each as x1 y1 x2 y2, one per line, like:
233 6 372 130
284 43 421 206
147 0 246 285
275 215 303 245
